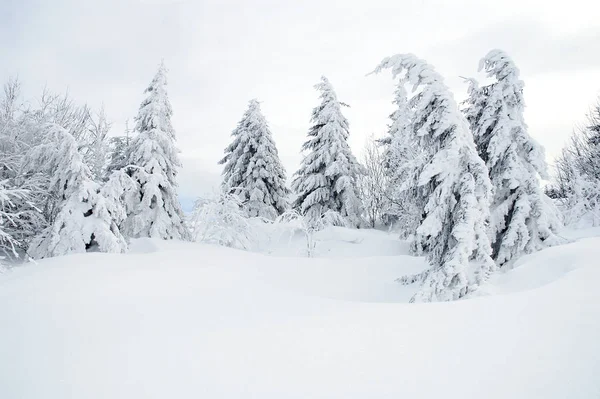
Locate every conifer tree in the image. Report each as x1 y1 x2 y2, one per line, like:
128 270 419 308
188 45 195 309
463 49 561 266
123 62 188 240
292 76 363 227
26 124 127 258
372 54 494 302
219 99 289 220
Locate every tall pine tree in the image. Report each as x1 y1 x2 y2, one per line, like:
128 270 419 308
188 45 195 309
372 54 494 302
124 61 187 240
292 76 363 228
219 99 289 220
463 49 561 267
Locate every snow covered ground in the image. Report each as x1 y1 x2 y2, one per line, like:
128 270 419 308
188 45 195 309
1 227 600 398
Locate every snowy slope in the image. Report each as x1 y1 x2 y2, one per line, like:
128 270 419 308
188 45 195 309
1 228 599 399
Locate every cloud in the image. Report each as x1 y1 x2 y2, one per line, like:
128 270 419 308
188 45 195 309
429 20 600 78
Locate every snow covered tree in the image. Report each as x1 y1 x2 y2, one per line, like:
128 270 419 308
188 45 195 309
554 97 600 226
463 50 561 266
292 76 363 228
358 134 389 228
123 62 188 240
25 124 127 258
219 99 289 220
0 181 30 263
83 106 111 181
377 80 424 236
372 54 494 302
0 79 49 252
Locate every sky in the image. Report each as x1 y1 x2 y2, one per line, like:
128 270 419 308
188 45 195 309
3 0 600 210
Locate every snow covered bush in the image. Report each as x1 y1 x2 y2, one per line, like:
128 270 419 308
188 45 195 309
463 49 562 267
188 193 254 250
24 124 128 258
275 209 346 257
220 99 289 220
123 61 188 240
372 53 495 302
292 76 364 228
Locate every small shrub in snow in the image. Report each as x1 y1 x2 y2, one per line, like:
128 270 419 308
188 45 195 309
189 193 254 250
276 209 346 257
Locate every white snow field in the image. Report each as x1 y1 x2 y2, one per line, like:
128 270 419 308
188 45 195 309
1 227 600 399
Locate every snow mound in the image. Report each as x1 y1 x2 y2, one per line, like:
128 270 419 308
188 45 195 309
1 228 599 398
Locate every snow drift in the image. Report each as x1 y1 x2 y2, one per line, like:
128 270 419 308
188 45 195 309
1 228 599 399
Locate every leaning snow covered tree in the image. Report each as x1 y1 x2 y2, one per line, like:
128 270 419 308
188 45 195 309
123 62 188 240
372 54 494 302
219 99 289 220
292 76 363 228
25 124 128 258
463 49 561 267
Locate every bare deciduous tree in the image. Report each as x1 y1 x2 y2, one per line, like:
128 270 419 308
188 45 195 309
358 134 388 228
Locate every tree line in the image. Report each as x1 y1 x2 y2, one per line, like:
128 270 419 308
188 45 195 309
1 50 598 302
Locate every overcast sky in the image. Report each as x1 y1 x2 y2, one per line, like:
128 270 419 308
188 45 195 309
3 0 599 210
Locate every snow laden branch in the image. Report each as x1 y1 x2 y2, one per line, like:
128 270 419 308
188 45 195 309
371 53 495 302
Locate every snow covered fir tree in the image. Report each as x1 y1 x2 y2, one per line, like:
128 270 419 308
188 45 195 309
219 99 289 220
372 54 495 302
292 76 363 228
463 49 561 267
122 61 188 240
25 124 128 258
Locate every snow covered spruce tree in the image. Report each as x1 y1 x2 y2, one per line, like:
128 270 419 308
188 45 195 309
463 49 561 267
292 76 363 228
25 124 127 258
123 62 188 240
219 99 289 220
372 54 494 302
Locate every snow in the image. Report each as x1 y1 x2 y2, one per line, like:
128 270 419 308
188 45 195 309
1 227 600 398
